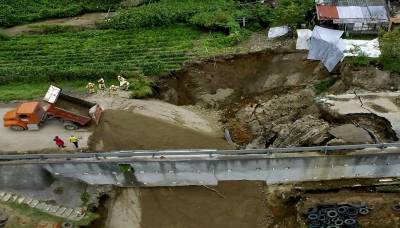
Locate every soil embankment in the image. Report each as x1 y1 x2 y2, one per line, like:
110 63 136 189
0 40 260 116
89 110 232 151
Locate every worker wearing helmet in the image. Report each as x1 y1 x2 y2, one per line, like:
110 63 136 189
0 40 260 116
98 78 106 90
86 82 96 94
109 84 119 96
117 75 130 91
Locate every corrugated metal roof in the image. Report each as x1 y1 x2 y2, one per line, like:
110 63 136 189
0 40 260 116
316 0 386 6
316 3 389 22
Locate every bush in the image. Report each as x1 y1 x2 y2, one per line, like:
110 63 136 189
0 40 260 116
129 73 154 98
80 192 90 205
31 25 85 34
314 77 337 94
0 30 10 41
380 29 400 73
105 0 242 33
254 0 315 28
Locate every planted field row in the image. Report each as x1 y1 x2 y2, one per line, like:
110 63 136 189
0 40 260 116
0 43 194 55
0 26 204 84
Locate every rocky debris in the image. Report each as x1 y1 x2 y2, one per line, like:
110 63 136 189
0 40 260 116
234 90 323 148
328 124 374 144
272 115 330 147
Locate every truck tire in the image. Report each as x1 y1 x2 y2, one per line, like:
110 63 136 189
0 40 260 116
63 122 78 130
10 125 24 131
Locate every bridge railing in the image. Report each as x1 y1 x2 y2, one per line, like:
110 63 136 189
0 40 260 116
0 143 400 162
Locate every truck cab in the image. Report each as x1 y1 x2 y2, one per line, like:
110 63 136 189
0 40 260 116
3 102 46 131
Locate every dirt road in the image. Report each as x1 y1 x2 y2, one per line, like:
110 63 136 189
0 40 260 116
0 104 91 153
89 110 232 151
4 12 113 36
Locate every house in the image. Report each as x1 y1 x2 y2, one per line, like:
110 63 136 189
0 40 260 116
315 0 390 34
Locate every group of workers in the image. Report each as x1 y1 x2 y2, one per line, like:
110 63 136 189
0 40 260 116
53 135 80 149
86 75 130 95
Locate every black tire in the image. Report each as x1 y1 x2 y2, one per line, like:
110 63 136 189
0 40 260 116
327 210 338 218
10 125 24 131
392 204 400 212
358 207 369 215
61 221 73 228
63 122 78 130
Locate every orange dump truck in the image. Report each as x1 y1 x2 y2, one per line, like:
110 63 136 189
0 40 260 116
3 85 102 131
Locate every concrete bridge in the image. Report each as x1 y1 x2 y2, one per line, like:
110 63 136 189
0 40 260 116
1 143 400 188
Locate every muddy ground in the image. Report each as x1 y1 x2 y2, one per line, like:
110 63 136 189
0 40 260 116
95 180 400 228
88 110 232 151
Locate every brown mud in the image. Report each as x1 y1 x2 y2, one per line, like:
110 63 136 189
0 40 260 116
88 110 233 151
139 181 276 228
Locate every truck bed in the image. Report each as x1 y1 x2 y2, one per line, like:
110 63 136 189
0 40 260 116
55 97 90 117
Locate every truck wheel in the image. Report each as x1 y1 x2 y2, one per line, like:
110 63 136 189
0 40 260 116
10 125 24 131
63 122 78 130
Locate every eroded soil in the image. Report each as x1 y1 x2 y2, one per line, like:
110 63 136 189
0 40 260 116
88 110 232 151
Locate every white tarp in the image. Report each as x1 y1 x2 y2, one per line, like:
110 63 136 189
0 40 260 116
307 26 381 72
342 38 381 58
307 26 344 72
296 29 313 50
268 25 289 38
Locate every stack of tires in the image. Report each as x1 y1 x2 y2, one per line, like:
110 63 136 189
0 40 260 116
306 203 370 228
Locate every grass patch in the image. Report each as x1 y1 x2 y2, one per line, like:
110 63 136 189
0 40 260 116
0 29 10 41
0 81 88 102
314 77 337 95
380 29 400 73
0 0 121 27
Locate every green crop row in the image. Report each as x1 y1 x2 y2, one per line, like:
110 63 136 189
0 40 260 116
0 0 121 27
0 25 239 84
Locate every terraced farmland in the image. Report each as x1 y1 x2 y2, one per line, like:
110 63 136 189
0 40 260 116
0 26 205 84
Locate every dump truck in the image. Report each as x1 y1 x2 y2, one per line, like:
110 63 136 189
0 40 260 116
3 85 102 131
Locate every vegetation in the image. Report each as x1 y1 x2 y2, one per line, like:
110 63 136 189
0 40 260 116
0 81 87 102
380 29 400 73
0 29 10 41
0 26 201 84
314 77 337 94
129 73 154 98
0 0 121 27
254 0 315 28
80 191 90 205
103 0 242 33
